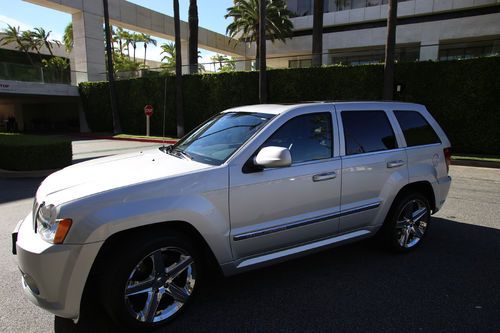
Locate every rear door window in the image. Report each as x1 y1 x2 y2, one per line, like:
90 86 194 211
341 111 397 156
394 111 441 147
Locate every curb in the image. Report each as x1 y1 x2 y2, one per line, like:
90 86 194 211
72 133 178 144
451 159 500 169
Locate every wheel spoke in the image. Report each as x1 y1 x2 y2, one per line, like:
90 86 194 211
144 290 163 323
151 250 166 275
413 225 425 239
126 279 155 296
403 202 414 220
412 207 427 223
166 283 189 303
396 219 408 229
166 255 193 280
400 228 410 246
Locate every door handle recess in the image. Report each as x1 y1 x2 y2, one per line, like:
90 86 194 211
387 160 406 168
312 172 337 182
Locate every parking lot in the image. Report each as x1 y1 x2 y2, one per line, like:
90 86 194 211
0 164 499 332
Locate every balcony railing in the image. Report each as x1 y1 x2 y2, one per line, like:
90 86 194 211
0 62 71 85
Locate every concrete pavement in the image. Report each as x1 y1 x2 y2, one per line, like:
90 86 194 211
0 166 499 332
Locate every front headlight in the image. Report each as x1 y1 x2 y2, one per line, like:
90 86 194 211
36 203 72 244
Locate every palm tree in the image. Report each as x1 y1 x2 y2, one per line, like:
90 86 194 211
63 22 73 53
225 0 293 69
32 27 61 56
188 0 199 74
131 33 142 62
0 25 34 65
161 42 176 69
21 30 44 62
312 0 323 67
115 27 127 56
141 34 157 66
174 0 184 137
211 54 236 72
211 53 228 69
383 0 398 100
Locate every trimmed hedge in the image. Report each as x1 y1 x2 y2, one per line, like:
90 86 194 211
79 57 500 154
0 134 72 171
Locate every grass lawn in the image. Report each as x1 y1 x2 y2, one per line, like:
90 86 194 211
452 154 500 163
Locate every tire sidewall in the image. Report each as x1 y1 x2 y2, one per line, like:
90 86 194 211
386 193 431 253
100 231 201 331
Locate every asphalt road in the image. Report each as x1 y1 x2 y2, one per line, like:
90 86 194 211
0 165 499 332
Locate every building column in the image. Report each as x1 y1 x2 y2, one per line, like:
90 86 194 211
72 11 106 82
322 49 329 66
235 57 252 71
181 41 190 74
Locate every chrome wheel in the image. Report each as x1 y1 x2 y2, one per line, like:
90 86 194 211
395 199 429 248
124 247 196 323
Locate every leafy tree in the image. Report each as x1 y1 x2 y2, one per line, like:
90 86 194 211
225 0 293 68
0 24 34 65
63 22 73 53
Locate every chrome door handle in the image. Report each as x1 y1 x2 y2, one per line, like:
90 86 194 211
387 160 406 168
312 171 337 182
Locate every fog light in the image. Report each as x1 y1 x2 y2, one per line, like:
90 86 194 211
22 272 40 295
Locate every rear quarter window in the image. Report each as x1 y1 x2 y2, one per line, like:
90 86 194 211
394 111 441 147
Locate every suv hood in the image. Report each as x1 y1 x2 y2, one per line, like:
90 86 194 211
36 148 211 205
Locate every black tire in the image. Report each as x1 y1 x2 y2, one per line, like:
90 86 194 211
99 230 202 331
380 192 431 253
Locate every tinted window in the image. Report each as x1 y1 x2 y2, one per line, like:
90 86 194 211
263 113 333 163
342 111 397 155
394 111 441 147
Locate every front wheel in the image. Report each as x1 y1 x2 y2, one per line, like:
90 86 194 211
383 193 431 252
100 231 201 330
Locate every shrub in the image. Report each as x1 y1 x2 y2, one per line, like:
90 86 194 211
0 133 72 171
79 57 500 154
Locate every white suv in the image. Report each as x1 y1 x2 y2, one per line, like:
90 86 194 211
13 102 452 330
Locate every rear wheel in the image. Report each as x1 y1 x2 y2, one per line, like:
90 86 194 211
100 231 201 330
383 193 431 252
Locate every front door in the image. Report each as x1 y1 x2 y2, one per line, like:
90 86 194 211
229 111 342 259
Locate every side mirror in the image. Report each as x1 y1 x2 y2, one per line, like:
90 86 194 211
254 146 292 168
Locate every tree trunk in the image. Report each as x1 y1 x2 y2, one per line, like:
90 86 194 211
188 0 199 74
383 0 398 100
174 0 184 137
312 0 323 67
259 0 267 103
144 44 147 66
103 0 122 133
255 33 260 71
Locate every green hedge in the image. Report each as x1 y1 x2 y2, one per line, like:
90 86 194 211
0 134 72 171
79 57 500 154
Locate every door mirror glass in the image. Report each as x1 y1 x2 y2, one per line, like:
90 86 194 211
254 146 292 168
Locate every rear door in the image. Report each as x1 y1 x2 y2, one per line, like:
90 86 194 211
336 105 409 233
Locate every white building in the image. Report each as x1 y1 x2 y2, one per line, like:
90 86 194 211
266 0 500 68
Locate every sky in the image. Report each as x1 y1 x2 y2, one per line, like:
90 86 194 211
0 0 235 64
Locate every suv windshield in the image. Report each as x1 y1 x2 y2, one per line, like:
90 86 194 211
167 112 274 165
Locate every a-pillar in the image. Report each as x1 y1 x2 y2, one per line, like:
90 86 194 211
72 11 106 82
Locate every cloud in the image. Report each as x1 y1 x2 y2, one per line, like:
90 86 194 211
0 15 64 42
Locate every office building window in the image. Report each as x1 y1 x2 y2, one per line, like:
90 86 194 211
289 59 313 68
439 39 500 61
330 45 420 65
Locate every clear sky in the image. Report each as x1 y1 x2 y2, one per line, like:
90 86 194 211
0 0 235 63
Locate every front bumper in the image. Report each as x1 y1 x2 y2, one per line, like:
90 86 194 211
13 213 103 319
